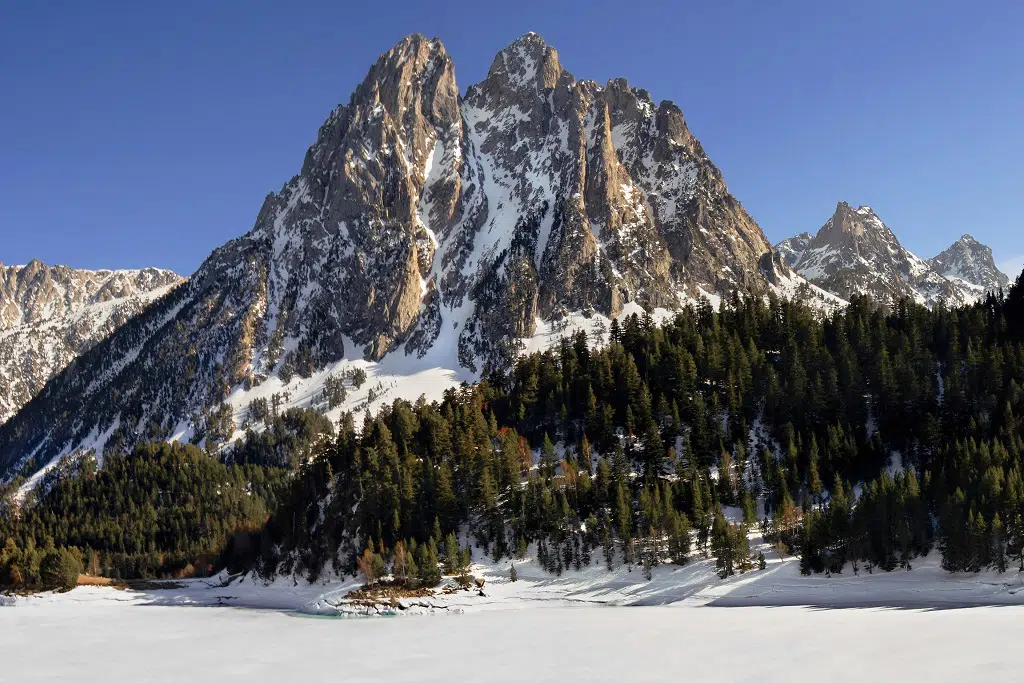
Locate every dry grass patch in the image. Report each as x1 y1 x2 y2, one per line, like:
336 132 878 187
345 582 435 607
76 574 116 586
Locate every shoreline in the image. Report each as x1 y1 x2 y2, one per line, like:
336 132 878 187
7 546 1024 616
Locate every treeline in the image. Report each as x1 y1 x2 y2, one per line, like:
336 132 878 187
4 269 1024 589
0 442 287 588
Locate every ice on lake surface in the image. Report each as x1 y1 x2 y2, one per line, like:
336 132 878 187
1 600 1019 682
5 547 1024 680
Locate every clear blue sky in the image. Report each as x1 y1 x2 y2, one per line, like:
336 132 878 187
2 0 1022 277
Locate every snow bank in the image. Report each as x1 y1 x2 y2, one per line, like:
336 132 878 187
17 544 1024 617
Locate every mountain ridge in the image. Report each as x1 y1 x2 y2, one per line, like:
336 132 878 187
0 35 873 482
775 202 1007 307
0 261 182 424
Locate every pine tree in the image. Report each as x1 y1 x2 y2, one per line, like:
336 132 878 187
667 510 691 564
731 524 751 574
1007 512 1024 571
579 435 593 476
711 512 733 578
991 512 1008 573
39 548 81 591
967 509 989 573
615 482 633 566
602 522 615 571
541 433 557 479
718 446 735 505
443 532 460 576
807 435 823 502
739 477 757 524
458 545 471 580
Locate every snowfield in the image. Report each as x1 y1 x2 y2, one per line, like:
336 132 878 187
5 540 1024 679
5 528 1024 678
1 598 1020 681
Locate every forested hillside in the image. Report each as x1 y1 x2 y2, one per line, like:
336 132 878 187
241 268 1024 583
3 270 1024 590
0 443 287 588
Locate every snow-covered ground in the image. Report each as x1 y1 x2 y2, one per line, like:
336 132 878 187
2 597 1019 681
6 527 1024 679
7 541 1024 617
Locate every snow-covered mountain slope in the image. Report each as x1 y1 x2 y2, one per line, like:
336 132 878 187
927 234 1010 302
0 261 182 423
775 202 988 308
0 33 816 480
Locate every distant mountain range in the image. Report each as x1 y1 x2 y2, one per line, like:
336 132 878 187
776 202 1009 308
0 34 1013 485
0 261 181 424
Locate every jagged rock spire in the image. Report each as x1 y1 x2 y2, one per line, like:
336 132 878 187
0 32 788 480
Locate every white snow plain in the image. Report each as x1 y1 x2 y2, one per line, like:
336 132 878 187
1 598 1020 681
5 531 1024 679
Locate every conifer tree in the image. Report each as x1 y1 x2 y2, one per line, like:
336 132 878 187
1007 512 1024 571
807 435 823 502
541 433 557 479
967 509 989 573
443 532 460 576
602 522 615 571
991 513 1008 573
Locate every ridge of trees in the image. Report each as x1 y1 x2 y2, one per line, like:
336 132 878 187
3 268 1024 589
0 442 286 588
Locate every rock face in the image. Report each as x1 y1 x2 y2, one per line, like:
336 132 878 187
776 202 976 308
0 33 795 479
774 232 812 270
0 261 181 423
927 235 1010 301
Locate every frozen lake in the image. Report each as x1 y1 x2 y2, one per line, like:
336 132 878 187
2 601 1019 681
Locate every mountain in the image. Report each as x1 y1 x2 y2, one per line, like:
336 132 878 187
775 202 983 308
0 32 814 481
774 232 812 269
927 235 1010 300
0 261 182 424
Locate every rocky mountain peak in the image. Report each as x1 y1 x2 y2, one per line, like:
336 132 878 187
481 32 567 94
817 202 890 246
928 234 1009 296
351 34 454 118
941 234 994 261
775 232 813 268
776 203 1008 308
0 33 801 481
